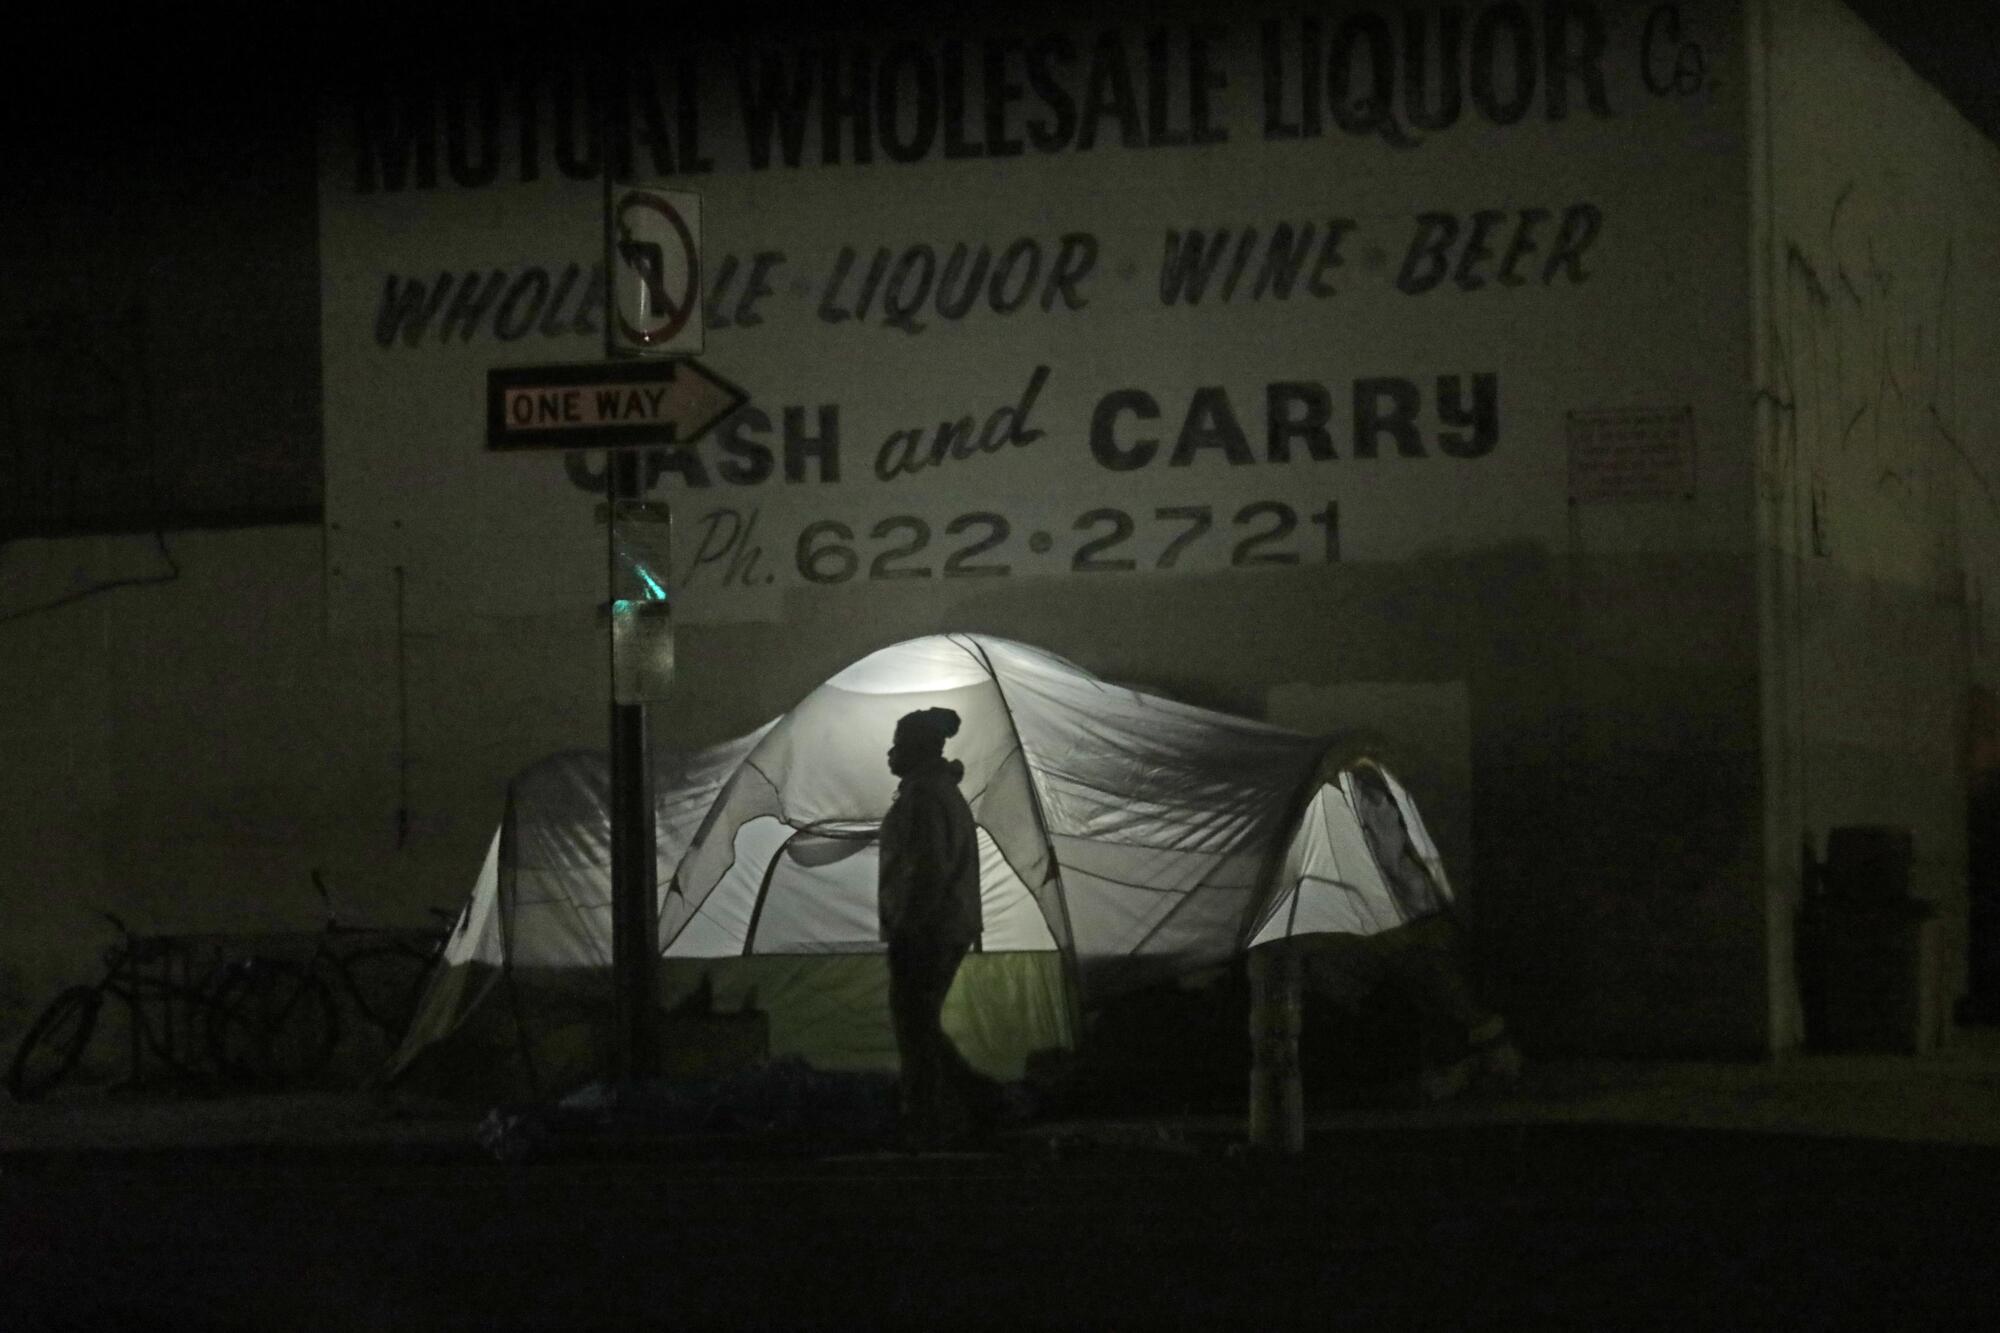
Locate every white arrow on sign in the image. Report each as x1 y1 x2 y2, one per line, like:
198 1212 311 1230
486 358 747 452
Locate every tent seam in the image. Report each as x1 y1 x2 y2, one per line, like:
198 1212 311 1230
953 633 1085 1028
741 826 809 956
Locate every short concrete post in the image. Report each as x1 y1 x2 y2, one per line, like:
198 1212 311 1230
1247 943 1304 1155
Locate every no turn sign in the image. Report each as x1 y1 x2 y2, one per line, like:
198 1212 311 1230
607 187 703 357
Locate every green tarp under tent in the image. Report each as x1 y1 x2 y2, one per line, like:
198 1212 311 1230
392 634 1457 1097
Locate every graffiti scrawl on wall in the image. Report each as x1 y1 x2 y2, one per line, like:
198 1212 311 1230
1762 175 1983 584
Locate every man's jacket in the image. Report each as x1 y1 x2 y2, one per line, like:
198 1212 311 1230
877 757 983 946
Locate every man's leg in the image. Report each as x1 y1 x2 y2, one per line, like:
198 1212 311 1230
922 939 999 1132
887 938 938 1131
889 935 969 1142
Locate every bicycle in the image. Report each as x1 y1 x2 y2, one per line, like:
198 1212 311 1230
313 871 456 1051
6 913 239 1101
203 871 451 1087
203 953 340 1088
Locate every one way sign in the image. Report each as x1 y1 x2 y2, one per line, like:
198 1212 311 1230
486 359 747 452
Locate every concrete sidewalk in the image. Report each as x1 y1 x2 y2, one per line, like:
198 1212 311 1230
1304 1029 2000 1147
5 1027 1999 1158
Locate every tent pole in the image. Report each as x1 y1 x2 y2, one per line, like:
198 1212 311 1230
497 791 545 1096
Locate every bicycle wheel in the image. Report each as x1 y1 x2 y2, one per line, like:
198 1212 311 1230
207 962 340 1086
6 986 103 1101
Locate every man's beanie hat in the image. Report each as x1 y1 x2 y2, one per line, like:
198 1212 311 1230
894 707 961 749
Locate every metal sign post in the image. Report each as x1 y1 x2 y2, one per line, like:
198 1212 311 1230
601 170 706 1089
480 354 741 1089
481 162 740 1091
605 447 660 1086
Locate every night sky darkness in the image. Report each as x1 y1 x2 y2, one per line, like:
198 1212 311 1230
6 3 1999 150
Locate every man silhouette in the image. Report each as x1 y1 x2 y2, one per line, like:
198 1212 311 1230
878 707 987 1146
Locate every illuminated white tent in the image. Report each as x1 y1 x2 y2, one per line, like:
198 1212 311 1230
394 634 1454 1088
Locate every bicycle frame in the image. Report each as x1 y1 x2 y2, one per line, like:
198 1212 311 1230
306 871 450 1045
98 920 246 1082
10 887 450 1100
8 914 241 1097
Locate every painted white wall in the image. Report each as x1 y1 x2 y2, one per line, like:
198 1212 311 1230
1 1 1806 1060
320 0 1756 632
1753 0 2000 1046
312 0 1764 1056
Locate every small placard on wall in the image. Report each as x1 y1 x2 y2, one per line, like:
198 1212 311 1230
1567 407 1697 503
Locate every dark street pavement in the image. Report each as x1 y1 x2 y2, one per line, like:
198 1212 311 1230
5 1036 2000 1330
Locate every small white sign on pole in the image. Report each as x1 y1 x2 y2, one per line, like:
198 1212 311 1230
606 187 703 357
